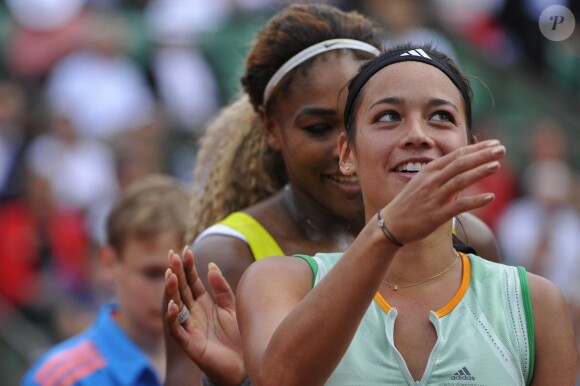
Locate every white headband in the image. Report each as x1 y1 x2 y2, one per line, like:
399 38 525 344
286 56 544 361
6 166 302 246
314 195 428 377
262 38 381 103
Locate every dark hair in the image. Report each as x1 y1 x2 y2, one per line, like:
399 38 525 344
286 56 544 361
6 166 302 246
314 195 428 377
186 4 382 242
344 43 473 142
239 2 382 188
241 3 382 113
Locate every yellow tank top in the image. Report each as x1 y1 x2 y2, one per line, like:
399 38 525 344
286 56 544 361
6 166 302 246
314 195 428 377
217 212 284 261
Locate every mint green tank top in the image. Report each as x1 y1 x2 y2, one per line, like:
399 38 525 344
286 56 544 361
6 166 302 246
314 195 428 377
296 252 534 386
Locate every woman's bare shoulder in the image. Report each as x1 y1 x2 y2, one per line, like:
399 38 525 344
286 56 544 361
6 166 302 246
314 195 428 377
526 272 579 384
192 234 255 290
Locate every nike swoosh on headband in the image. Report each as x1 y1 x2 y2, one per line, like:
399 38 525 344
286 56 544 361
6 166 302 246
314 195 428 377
263 38 381 103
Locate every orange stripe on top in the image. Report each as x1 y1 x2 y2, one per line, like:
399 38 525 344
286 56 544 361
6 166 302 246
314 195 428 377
36 341 94 382
435 252 470 317
373 252 470 317
36 341 106 386
60 356 107 386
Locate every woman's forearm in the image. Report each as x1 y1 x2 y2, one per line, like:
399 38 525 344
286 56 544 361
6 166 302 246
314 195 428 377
239 221 399 385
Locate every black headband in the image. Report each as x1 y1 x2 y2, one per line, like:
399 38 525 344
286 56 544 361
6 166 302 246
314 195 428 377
344 47 472 133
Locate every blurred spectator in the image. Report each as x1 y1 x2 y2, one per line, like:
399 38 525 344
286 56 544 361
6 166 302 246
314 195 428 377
148 45 221 135
431 0 519 67
544 28 580 103
0 79 29 200
497 120 580 301
498 0 570 71
25 110 119 245
362 0 458 60
145 0 231 38
44 7 155 140
112 116 165 191
464 118 518 232
0 167 93 340
145 0 224 136
3 0 87 83
528 116 568 161
21 174 190 386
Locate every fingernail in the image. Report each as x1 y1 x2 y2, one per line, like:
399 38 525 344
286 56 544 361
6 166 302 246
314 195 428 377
491 146 505 156
168 299 175 309
484 193 495 201
168 249 174 261
181 245 189 257
486 140 500 147
165 268 172 280
208 262 219 271
487 161 500 171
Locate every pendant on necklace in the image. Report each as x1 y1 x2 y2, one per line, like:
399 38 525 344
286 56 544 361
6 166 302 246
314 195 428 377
393 286 398 291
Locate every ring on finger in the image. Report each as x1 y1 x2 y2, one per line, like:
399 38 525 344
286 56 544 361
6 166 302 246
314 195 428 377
177 305 190 325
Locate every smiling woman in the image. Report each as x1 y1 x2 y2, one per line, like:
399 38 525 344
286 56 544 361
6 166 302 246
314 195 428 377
234 44 579 385
163 4 383 386
163 5 507 386
187 3 382 293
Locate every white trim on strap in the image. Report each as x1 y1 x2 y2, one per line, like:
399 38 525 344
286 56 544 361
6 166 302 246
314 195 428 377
194 224 248 245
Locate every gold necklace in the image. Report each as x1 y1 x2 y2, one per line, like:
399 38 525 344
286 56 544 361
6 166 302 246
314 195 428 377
383 252 460 291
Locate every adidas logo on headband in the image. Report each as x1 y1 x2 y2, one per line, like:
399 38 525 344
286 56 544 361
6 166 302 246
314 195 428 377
400 48 431 59
344 45 472 133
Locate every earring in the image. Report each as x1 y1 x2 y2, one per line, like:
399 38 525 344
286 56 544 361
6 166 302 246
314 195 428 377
346 166 350 171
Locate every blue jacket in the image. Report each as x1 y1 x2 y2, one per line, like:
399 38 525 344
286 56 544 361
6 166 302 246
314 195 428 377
21 303 161 386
